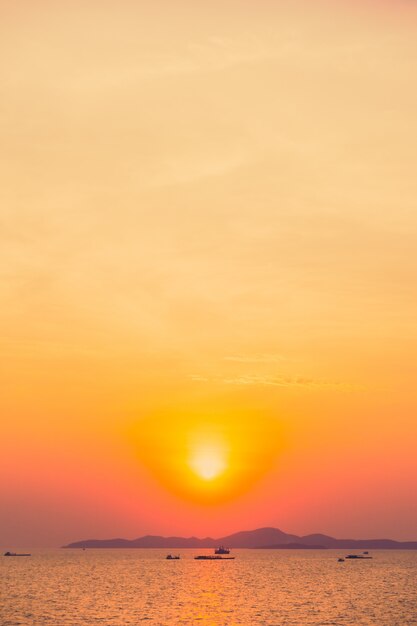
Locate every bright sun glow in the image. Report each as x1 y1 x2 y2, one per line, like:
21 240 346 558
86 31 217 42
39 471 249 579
131 412 283 503
189 442 227 481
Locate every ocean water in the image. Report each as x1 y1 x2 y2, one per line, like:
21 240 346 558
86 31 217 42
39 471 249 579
1 549 416 625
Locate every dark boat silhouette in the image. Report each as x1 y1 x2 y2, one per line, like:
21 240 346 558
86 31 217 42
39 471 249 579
195 555 235 560
4 551 31 557
338 558 345 562
166 554 180 560
214 546 230 554
345 554 372 559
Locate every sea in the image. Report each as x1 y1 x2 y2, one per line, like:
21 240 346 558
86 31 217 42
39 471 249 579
1 549 416 625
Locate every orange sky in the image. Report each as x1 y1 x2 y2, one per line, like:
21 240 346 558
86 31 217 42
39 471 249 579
1 0 417 547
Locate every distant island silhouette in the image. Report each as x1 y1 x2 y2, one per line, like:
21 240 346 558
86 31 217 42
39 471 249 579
63 527 417 549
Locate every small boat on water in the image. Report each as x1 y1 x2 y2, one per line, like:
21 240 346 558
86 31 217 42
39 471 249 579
166 554 180 560
345 554 372 559
338 558 345 562
195 555 235 560
214 546 230 554
4 552 31 557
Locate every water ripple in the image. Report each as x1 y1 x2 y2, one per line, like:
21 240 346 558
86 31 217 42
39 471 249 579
1 550 417 625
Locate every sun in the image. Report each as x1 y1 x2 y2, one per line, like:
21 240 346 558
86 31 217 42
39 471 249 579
129 408 284 503
189 442 227 481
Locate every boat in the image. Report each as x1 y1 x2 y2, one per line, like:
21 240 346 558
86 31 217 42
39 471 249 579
4 552 31 557
195 555 235 560
338 558 345 562
214 546 230 554
166 554 180 560
345 554 372 559
363 551 369 555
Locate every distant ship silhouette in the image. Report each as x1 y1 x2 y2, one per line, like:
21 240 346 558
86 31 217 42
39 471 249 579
214 546 230 554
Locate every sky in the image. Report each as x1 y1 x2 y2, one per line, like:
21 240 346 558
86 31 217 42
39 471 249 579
1 0 417 548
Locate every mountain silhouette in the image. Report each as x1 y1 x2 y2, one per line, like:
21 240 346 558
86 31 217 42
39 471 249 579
63 527 417 549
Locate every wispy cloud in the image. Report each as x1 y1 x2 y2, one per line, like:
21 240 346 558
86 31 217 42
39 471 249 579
224 354 287 364
146 151 248 188
188 372 362 391
60 35 272 92
222 375 361 391
188 374 210 382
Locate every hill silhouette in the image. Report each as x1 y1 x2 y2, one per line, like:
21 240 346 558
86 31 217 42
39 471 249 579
62 527 417 549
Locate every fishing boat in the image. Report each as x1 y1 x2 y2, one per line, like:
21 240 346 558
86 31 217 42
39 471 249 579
4 551 31 557
166 554 180 560
214 546 230 554
195 555 235 560
345 554 372 559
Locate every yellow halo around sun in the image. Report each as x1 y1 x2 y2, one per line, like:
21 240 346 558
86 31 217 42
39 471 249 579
129 407 284 504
